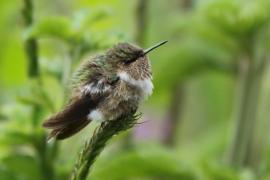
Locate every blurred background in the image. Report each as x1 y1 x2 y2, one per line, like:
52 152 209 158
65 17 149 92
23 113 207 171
1 0 270 179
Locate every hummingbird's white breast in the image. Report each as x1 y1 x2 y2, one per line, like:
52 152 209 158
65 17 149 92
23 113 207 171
118 71 153 99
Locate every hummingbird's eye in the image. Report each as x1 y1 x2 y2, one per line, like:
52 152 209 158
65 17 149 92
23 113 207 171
124 51 144 65
124 57 137 65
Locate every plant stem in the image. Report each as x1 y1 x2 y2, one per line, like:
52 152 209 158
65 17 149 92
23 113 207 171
228 51 264 167
22 1 56 179
161 0 193 147
135 0 149 45
244 56 268 171
70 113 140 180
34 134 55 180
163 83 184 146
22 0 39 78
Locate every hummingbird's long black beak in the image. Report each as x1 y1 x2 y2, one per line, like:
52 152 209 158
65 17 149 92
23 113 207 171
125 41 168 64
143 40 168 55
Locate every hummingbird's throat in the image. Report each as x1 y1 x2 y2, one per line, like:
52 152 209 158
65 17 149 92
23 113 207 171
118 71 153 98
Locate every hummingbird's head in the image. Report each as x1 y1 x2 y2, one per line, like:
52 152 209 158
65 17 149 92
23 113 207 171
106 43 144 65
106 41 168 80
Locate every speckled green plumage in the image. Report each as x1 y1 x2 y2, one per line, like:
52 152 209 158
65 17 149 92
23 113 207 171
69 54 117 99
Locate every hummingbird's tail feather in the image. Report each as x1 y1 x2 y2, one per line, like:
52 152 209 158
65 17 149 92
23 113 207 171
43 95 97 140
47 117 91 140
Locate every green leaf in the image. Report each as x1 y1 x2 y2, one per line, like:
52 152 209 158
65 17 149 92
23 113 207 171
0 130 32 146
25 16 73 43
17 79 58 113
0 166 17 180
200 0 270 38
1 153 42 180
72 8 111 33
89 145 196 180
16 96 42 106
201 161 256 180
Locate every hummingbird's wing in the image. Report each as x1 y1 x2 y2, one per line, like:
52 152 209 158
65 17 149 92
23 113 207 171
43 55 118 140
69 55 114 99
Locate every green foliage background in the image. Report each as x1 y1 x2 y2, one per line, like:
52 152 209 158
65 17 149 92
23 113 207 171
1 0 270 179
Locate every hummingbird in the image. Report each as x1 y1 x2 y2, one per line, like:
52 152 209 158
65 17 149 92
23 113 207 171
43 41 168 140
